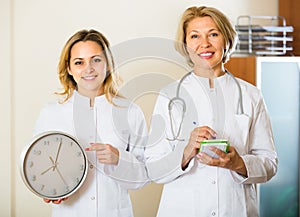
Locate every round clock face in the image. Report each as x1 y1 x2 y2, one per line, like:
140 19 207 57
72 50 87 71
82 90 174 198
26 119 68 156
20 131 88 200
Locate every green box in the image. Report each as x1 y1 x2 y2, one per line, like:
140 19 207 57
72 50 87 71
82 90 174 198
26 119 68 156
199 139 230 158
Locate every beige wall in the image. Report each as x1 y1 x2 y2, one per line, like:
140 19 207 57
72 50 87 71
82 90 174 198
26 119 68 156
0 0 278 216
0 1 12 217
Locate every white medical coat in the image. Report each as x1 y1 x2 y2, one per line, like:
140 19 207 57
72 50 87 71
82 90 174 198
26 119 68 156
145 72 278 217
33 91 149 217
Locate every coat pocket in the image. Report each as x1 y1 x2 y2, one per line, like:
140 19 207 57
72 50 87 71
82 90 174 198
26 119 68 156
227 114 252 155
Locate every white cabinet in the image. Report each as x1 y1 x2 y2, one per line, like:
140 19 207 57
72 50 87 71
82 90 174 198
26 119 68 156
257 57 300 217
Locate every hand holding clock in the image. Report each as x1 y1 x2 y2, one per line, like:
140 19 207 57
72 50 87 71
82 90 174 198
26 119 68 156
43 197 69 204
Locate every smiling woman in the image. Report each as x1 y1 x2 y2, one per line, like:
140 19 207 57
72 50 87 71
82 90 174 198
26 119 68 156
67 40 108 104
145 6 278 217
185 16 226 74
57 29 120 106
23 29 149 217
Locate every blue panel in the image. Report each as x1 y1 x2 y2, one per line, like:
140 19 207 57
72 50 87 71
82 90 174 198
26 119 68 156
259 60 300 217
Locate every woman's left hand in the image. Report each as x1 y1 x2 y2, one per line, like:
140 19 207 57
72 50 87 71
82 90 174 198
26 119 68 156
196 146 247 177
85 143 119 165
43 197 68 204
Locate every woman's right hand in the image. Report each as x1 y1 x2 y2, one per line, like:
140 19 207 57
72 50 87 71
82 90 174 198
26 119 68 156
181 126 216 169
43 197 68 204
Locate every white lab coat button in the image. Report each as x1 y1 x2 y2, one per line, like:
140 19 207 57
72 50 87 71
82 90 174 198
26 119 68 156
211 211 216 216
90 164 94 169
91 196 95 200
212 180 216 184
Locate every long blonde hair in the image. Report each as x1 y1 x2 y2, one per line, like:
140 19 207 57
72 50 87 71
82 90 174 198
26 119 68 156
175 6 237 66
57 29 121 103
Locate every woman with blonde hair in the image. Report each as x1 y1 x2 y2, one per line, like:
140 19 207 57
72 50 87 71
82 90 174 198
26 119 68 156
57 29 119 104
145 6 277 217
33 29 148 217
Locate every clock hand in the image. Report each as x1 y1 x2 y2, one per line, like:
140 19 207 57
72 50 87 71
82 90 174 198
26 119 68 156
47 155 68 186
41 156 56 175
56 166 68 186
41 165 54 175
49 156 56 171
54 140 62 165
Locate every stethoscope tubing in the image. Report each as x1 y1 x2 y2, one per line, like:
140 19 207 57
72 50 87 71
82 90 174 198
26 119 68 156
167 70 244 141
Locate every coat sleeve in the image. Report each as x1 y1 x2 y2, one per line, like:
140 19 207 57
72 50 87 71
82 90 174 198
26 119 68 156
144 91 194 184
33 105 54 136
33 103 64 135
230 93 278 184
103 104 150 189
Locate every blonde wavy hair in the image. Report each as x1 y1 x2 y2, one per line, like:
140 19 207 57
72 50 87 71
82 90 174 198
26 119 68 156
56 29 121 103
175 6 237 66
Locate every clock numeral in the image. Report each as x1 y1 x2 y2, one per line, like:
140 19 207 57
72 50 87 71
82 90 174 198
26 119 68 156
70 142 73 147
43 140 50 146
76 177 80 184
52 189 57 195
28 161 34 168
31 175 37 182
41 185 45 191
76 152 82 157
80 164 84 171
56 137 63 143
65 186 70 193
33 149 42 155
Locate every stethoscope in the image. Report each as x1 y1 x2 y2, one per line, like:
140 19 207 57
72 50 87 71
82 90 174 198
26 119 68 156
167 69 244 141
